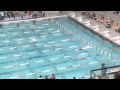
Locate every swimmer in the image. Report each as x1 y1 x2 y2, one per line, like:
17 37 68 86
0 24 2 29
17 23 20 27
29 26 34 30
33 20 36 25
74 48 82 51
79 48 83 50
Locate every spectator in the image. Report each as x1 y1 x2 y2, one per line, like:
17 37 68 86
11 12 15 19
105 18 114 28
92 12 97 20
109 19 114 27
45 75 49 79
82 11 87 15
50 74 56 79
73 77 76 79
38 75 42 79
86 11 91 18
89 11 94 19
116 11 119 14
29 11 32 16
0 12 4 20
98 15 105 24
118 28 120 33
114 23 120 32
7 12 10 19
105 20 111 28
101 63 107 78
25 11 27 14
42 11 45 17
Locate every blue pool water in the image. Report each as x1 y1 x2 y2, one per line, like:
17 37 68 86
0 17 120 79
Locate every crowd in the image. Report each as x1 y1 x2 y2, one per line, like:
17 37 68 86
0 11 15 20
38 74 56 79
0 11 46 21
82 11 120 33
113 11 120 14
36 63 119 79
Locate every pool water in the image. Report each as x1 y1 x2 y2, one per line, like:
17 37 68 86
0 17 120 79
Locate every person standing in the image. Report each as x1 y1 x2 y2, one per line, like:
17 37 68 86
25 11 27 14
42 11 45 17
73 77 76 79
11 12 15 19
7 12 10 19
0 12 4 20
101 63 107 78
45 75 49 79
29 11 32 16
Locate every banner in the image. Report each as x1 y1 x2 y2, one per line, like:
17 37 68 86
1 15 35 22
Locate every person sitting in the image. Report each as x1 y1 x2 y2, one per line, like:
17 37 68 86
92 12 97 20
113 23 119 32
118 29 120 33
105 19 114 28
105 20 111 28
82 11 87 15
109 19 114 28
86 11 91 18
50 74 56 79
111 23 118 31
98 15 105 24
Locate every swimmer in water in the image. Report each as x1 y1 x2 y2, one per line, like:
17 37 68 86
17 23 20 27
29 26 34 30
0 24 2 29
33 20 36 25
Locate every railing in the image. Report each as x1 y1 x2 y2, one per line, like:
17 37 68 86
90 65 120 79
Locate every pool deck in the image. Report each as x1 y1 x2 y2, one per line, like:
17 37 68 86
70 13 120 47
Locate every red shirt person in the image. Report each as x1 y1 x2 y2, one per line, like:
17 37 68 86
29 11 32 16
50 74 56 79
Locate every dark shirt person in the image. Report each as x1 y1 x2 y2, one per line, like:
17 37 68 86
38 75 42 79
7 12 10 19
101 63 107 78
45 75 49 79
11 12 15 19
73 77 76 79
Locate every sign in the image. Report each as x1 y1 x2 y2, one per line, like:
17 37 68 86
1 15 34 22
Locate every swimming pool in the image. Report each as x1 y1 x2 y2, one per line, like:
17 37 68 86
0 16 120 79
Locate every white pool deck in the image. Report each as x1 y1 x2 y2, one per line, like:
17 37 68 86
69 13 120 47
